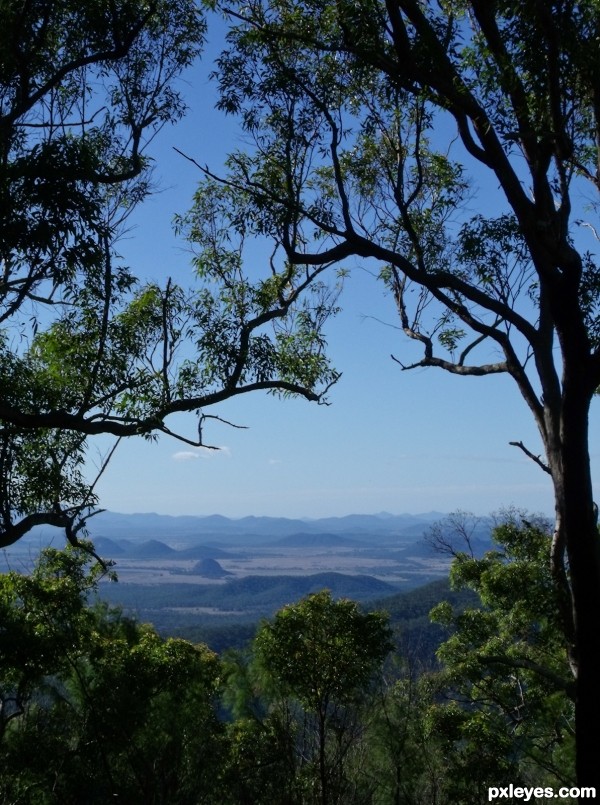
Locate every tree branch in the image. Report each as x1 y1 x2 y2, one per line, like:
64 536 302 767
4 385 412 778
392 352 507 376
509 440 551 475
478 654 575 700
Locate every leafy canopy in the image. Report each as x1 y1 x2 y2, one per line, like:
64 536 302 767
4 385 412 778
253 590 393 710
430 512 575 791
0 546 225 803
0 0 341 550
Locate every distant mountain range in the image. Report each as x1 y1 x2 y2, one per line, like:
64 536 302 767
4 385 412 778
7 511 495 568
1 511 495 644
80 510 451 546
91 536 232 561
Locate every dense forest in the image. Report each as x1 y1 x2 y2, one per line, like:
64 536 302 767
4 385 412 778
0 513 578 803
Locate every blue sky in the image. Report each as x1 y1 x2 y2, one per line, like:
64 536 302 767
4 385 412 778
91 21 600 520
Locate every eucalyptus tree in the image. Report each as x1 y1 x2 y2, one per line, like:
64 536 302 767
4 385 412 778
205 0 600 787
0 0 340 551
430 512 576 798
249 591 393 804
0 546 226 803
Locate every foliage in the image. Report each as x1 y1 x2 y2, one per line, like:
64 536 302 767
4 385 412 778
1 553 399 804
0 0 198 547
0 545 105 741
228 590 393 804
428 513 576 797
1 0 203 322
360 674 450 805
0 546 225 803
219 715 301 805
0 0 341 551
352 516 577 803
253 590 393 711
1 538 578 802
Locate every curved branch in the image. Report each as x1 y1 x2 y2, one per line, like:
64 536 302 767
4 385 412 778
392 352 507 376
509 440 551 475
478 654 575 700
0 508 111 574
0 378 326 438
3 7 156 126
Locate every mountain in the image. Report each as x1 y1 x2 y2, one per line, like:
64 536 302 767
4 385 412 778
192 558 232 578
10 511 453 554
93 537 126 556
83 511 446 545
126 540 178 559
99 571 398 617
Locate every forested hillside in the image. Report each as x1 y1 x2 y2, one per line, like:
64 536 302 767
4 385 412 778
0 515 578 803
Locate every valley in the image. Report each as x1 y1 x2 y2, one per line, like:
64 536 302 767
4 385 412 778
4 510 492 637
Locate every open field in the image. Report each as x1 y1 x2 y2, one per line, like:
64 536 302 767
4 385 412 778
104 544 452 587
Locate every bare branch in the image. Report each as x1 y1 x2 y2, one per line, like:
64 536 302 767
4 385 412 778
425 511 486 558
392 352 507 375
509 440 551 475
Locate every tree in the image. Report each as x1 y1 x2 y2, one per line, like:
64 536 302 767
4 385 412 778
429 512 575 799
361 674 451 805
0 546 226 803
245 590 393 804
358 515 576 804
0 0 340 551
0 544 105 745
205 0 600 788
61 626 225 804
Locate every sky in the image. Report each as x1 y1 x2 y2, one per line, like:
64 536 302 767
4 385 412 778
91 17 600 520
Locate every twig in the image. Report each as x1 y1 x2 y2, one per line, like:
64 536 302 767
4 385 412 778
509 440 551 474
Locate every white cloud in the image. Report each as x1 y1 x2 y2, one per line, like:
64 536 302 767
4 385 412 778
268 458 282 465
172 451 201 461
172 446 231 461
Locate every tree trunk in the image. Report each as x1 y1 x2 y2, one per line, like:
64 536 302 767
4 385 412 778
318 707 329 805
550 381 600 793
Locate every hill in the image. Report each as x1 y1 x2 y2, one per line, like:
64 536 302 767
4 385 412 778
97 571 399 629
192 558 232 578
161 575 480 665
93 537 126 557
126 540 178 559
369 579 480 668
